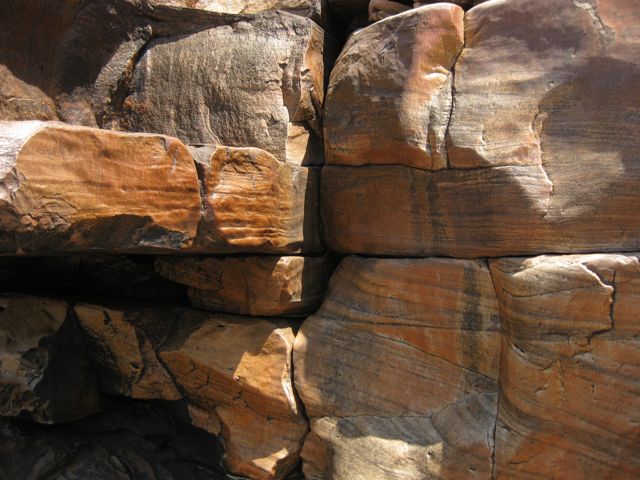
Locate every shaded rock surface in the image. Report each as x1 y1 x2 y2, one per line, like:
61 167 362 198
124 12 335 166
0 398 234 480
156 255 335 316
0 294 100 424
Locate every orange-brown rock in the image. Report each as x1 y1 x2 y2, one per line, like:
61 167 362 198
0 121 201 254
322 0 640 257
155 255 334 316
74 303 182 400
0 294 100 423
490 254 640 479
325 4 463 170
190 145 322 253
159 312 307 480
124 12 335 166
294 256 499 478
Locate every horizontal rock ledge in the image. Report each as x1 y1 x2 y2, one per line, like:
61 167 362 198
0 122 321 255
156 254 335 316
322 164 640 257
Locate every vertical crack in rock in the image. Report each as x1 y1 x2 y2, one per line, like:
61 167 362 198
487 260 503 480
442 33 464 171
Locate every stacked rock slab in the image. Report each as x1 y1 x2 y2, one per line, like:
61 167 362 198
294 0 640 478
0 1 336 479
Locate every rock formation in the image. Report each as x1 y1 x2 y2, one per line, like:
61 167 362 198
0 0 639 479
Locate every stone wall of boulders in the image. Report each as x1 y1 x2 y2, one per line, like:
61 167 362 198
1 1 639 479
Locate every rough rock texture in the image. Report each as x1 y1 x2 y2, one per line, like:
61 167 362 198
152 0 329 27
156 255 334 316
157 310 308 480
0 0 245 127
189 145 322 253
368 0 411 22
323 0 640 257
325 4 464 169
294 257 500 478
0 121 201 254
75 304 182 401
490 254 640 479
0 294 100 423
124 12 335 166
0 400 233 480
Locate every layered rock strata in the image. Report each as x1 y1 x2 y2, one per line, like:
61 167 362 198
323 0 640 257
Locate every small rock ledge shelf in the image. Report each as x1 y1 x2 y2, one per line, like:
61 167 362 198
0 1 638 479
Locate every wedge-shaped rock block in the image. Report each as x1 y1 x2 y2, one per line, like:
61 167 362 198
156 255 334 316
303 394 497 480
324 4 463 169
157 311 307 480
124 12 335 166
490 254 640 479
0 121 201 254
0 294 100 423
75 303 182 401
190 145 322 253
294 257 500 478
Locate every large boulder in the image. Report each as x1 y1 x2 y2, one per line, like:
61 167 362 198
155 255 334 316
0 294 100 423
325 4 464 170
490 254 640 479
124 12 336 166
0 121 201 254
322 0 640 257
294 256 500 478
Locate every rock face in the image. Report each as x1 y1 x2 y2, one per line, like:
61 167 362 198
189 145 322 253
156 255 334 316
294 257 500 478
75 304 182 401
0 121 201 254
159 312 308 480
490 254 640 479
0 294 100 423
124 12 334 166
325 4 463 170
322 0 640 257
0 400 232 480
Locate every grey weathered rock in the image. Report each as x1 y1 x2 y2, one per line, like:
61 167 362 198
124 12 336 166
0 294 101 423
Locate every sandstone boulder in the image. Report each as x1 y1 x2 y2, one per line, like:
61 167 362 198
322 0 640 257
156 255 334 316
325 4 463 170
156 311 308 480
124 12 335 166
0 121 201 254
0 294 100 423
490 254 640 479
294 256 500 478
75 303 182 401
189 145 322 253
